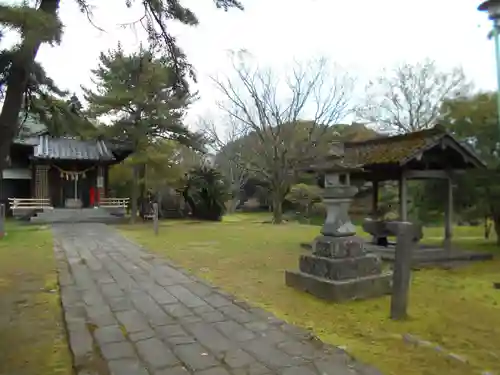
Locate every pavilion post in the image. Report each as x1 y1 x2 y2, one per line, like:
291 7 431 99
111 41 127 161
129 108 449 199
444 174 453 250
370 179 380 243
398 171 408 221
372 180 379 214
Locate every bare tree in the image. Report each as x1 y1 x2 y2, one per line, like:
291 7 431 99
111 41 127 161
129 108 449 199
358 59 470 133
212 52 355 223
200 115 250 213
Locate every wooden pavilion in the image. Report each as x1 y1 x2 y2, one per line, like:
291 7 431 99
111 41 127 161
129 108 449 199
340 125 486 246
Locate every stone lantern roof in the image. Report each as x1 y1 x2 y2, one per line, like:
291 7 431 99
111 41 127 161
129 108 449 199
306 141 364 174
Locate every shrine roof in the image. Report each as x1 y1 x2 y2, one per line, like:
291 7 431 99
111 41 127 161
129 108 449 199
32 135 116 161
343 125 485 169
11 114 134 162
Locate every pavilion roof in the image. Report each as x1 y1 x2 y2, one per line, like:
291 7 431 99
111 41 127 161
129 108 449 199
343 125 485 169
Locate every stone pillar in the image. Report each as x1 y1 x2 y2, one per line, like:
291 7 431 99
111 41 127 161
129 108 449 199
389 221 419 320
398 171 407 221
35 164 49 199
444 175 453 250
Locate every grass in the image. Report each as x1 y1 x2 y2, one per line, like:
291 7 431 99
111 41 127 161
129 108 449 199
119 213 500 375
0 221 72 375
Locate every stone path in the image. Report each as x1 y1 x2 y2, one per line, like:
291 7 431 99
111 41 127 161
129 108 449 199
53 223 382 375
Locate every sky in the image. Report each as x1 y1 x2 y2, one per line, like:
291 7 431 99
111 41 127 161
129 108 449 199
12 0 500 127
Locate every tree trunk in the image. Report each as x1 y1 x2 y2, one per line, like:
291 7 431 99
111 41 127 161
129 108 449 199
0 0 61 171
493 214 500 246
157 190 164 218
485 216 491 240
227 196 240 214
272 192 283 224
139 163 146 200
130 164 140 223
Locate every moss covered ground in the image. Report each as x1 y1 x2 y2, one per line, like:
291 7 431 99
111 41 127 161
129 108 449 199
0 221 72 375
119 213 500 375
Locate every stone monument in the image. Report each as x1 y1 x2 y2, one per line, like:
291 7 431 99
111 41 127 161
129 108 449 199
285 142 392 302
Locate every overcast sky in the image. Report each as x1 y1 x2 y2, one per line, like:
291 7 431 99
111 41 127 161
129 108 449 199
26 0 500 126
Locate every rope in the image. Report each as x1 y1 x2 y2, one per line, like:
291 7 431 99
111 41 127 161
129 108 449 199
53 165 96 180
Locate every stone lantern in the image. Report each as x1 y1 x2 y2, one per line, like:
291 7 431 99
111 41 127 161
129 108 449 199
285 141 392 302
317 141 360 239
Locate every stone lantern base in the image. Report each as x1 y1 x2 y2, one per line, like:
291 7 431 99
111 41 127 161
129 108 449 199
285 235 392 302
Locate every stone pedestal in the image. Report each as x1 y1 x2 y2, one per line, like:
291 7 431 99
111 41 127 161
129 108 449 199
65 198 82 208
286 235 392 302
320 186 358 237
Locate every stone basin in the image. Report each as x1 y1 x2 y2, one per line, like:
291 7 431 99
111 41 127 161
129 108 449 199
362 218 423 245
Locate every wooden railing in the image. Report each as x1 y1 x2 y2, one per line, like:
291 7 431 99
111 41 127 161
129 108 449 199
99 197 129 208
8 198 53 210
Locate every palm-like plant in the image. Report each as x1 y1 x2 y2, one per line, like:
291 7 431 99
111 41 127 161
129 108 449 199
183 166 228 221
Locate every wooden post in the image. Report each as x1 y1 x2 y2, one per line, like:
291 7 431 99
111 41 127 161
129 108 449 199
370 180 380 243
398 172 408 221
443 174 453 251
0 203 5 239
372 180 379 213
97 165 105 204
390 221 416 320
153 202 159 236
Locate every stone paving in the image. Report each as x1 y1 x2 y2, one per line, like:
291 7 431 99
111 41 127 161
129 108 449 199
53 223 382 375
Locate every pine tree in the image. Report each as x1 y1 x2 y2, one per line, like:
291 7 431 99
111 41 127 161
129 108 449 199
0 1 62 168
0 0 243 170
83 45 203 222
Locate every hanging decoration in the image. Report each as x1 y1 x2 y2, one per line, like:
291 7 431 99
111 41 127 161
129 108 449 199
54 165 96 181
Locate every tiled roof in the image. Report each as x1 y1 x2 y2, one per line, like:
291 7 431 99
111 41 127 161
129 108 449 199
343 126 485 168
33 135 115 161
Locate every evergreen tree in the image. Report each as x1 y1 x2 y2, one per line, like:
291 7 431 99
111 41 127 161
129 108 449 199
0 45 95 138
0 0 243 170
0 1 63 167
83 45 203 222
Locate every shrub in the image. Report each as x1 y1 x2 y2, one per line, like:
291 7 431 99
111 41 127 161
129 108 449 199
286 184 322 218
182 166 229 221
311 202 326 217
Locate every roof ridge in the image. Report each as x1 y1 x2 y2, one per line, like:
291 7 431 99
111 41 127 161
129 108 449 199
345 125 446 147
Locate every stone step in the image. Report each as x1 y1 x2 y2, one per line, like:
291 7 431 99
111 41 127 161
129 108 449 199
285 270 393 302
30 208 124 224
299 254 383 281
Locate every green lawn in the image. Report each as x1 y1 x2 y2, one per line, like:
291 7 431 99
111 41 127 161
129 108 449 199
119 214 500 375
0 221 72 375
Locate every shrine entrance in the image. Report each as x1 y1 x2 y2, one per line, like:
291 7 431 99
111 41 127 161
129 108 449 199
48 164 99 208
